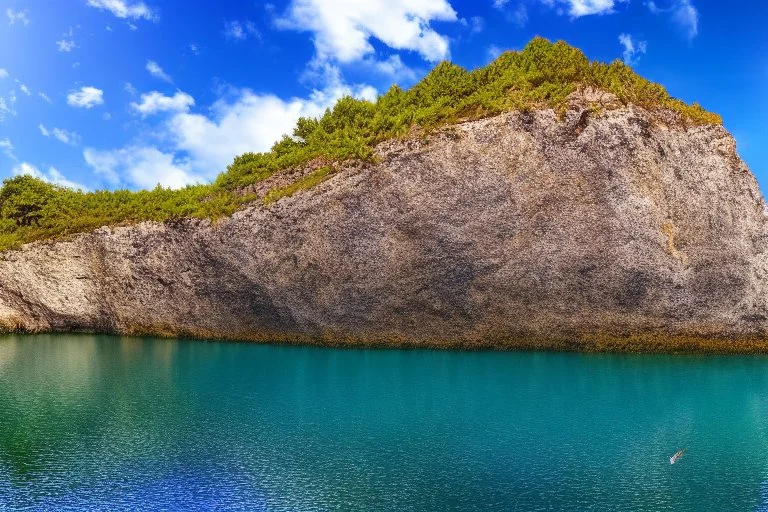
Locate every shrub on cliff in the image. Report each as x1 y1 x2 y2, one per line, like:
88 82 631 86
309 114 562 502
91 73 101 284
0 37 722 250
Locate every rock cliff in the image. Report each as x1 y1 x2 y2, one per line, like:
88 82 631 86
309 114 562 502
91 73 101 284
1 101 767 351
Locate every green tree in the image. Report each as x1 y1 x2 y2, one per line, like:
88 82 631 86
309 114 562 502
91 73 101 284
0 175 56 227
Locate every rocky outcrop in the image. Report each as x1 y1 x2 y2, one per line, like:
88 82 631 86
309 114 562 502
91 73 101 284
1 102 767 351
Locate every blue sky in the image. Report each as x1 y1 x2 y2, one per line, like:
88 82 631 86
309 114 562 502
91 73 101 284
0 0 766 191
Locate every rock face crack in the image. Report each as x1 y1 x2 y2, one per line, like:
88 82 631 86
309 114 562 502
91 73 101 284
0 107 766 349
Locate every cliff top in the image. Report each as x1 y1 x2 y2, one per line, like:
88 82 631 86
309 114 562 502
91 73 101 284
0 37 722 251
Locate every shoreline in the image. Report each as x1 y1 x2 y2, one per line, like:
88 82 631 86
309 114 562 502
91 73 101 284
3 328 768 355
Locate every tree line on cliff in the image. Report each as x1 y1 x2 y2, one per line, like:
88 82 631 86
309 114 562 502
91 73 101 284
0 37 721 251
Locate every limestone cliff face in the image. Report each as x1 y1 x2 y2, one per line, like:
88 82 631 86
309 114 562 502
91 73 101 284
1 103 767 350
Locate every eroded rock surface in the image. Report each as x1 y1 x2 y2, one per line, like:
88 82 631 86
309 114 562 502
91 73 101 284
1 105 766 350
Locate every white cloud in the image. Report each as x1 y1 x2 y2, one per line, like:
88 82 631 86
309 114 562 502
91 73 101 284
67 86 104 108
12 162 87 190
146 60 172 82
619 33 647 65
487 45 503 60
278 0 457 63
362 54 417 81
495 2 528 26
0 97 16 121
468 16 484 33
103 112 112 120
167 72 376 177
18 84 31 96
38 92 52 103
540 0 626 17
38 125 79 145
189 43 199 54
648 0 698 39
57 39 76 52
0 69 8 79
83 72 377 189
6 8 29 25
131 91 195 117
86 0 158 21
52 128 80 146
224 20 259 40
0 138 16 161
84 146 203 189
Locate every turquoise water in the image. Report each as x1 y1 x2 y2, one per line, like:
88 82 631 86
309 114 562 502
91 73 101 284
1 335 768 511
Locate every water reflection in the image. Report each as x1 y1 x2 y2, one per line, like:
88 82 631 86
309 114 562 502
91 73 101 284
1 335 767 511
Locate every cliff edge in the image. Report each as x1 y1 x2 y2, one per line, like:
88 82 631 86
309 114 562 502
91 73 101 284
0 99 766 352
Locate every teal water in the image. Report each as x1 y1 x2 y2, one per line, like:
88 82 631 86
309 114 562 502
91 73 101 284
1 335 767 511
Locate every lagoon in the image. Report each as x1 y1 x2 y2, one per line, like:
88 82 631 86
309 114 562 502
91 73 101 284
1 335 767 511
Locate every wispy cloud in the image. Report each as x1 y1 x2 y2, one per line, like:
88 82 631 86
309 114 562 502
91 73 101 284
86 0 158 22
0 138 16 161
57 39 76 52
146 60 172 82
223 20 260 41
619 33 647 65
647 0 698 39
6 8 29 26
40 124 80 145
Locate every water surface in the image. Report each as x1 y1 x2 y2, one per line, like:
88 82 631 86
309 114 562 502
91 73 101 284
1 334 767 511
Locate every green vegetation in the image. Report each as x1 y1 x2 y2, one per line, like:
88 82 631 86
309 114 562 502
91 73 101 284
0 37 721 251
263 166 336 205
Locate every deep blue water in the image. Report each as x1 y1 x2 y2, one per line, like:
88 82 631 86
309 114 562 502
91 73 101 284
0 334 767 511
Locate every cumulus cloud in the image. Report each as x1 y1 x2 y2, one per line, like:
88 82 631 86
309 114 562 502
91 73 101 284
17 83 31 96
224 20 260 40
12 162 87 190
146 60 172 82
0 138 16 160
131 91 195 117
39 124 49 137
6 8 29 25
38 92 52 103
67 86 104 108
647 0 698 39
619 33 647 65
278 0 457 63
86 0 158 21
83 72 377 189
0 68 8 79
84 146 203 189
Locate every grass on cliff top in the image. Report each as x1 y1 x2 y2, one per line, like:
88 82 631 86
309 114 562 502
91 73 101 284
0 37 721 251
